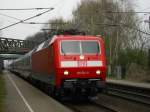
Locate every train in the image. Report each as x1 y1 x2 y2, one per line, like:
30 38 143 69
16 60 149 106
8 32 106 99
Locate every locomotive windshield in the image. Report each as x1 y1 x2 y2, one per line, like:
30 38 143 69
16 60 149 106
61 41 100 54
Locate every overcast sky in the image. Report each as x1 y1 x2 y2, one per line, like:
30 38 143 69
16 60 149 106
0 0 150 40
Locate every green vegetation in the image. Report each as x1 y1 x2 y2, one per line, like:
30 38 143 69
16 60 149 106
0 74 5 112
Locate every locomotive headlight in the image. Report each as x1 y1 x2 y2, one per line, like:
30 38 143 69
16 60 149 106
96 70 101 75
64 70 69 75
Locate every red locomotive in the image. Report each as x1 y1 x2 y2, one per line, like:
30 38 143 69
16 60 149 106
9 33 106 99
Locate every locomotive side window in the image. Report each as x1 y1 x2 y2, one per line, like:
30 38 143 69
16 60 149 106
61 41 80 54
82 41 100 54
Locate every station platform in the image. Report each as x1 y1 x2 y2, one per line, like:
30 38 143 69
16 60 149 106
4 71 72 112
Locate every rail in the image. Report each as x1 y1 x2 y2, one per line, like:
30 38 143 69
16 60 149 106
64 100 117 112
106 81 150 105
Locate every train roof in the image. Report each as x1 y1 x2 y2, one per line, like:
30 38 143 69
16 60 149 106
50 35 103 43
34 35 103 52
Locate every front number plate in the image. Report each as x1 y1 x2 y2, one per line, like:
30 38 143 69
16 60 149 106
78 61 87 67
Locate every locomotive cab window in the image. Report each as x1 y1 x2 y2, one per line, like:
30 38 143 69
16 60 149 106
61 41 80 54
82 41 99 54
61 40 100 54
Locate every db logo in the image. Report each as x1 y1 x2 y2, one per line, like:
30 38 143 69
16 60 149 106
78 61 87 67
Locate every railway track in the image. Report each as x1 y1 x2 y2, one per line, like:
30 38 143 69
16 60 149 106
106 82 150 106
64 100 117 112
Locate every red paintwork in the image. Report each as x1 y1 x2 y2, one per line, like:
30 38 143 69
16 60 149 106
32 48 53 75
31 35 106 88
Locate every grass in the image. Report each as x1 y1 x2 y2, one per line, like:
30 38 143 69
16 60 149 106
0 73 5 112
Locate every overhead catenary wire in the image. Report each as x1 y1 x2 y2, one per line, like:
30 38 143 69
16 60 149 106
25 21 150 36
29 22 150 36
100 14 150 36
0 12 67 25
1 8 149 36
0 12 45 30
0 8 54 31
104 11 150 14
23 22 68 24
0 12 21 21
0 8 54 10
0 0 64 31
95 23 150 36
